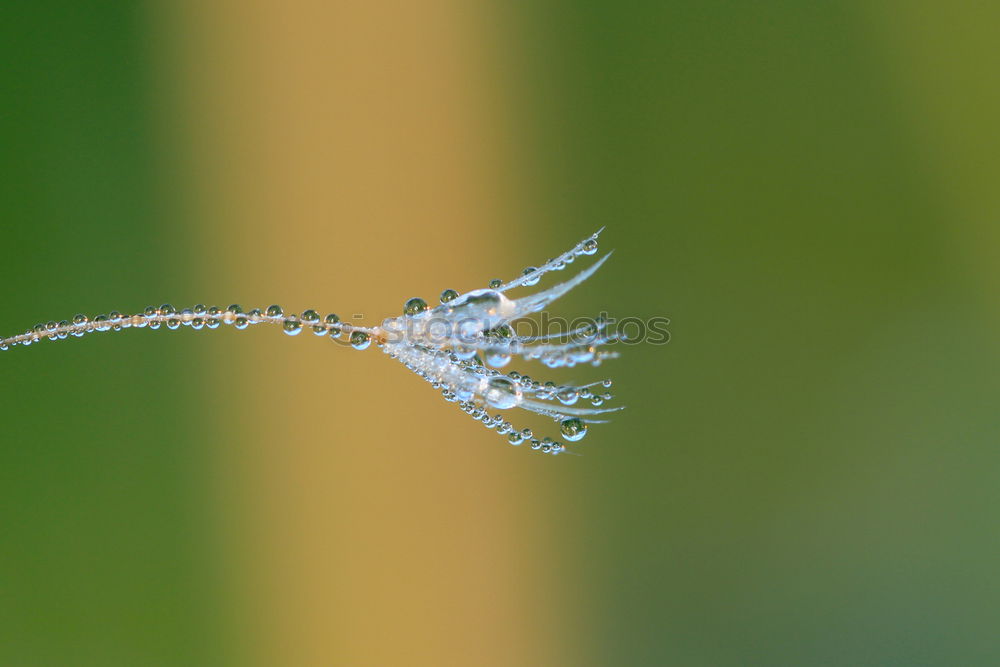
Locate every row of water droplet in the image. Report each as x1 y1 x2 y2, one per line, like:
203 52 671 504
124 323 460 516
0 304 375 352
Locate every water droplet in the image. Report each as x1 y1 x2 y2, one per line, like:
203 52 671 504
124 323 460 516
94 315 109 332
602 379 613 388
488 324 513 339
489 279 502 289
581 238 598 255
483 377 522 409
234 316 249 330
166 318 180 330
560 418 588 442
300 309 323 335
522 267 540 286
485 349 511 368
283 316 302 336
266 304 283 318
325 313 341 336
227 304 243 315
461 290 502 312
529 439 542 450
439 289 459 304
350 331 372 350
72 314 88 337
557 387 579 405
403 297 428 316
180 308 194 325
191 318 204 330
453 345 476 360
194 304 207 316
507 432 524 445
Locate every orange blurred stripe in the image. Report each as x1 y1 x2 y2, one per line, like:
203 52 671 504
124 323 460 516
156 1 574 665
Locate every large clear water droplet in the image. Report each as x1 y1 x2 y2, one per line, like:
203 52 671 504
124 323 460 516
560 418 588 442
460 290 502 313
403 297 428 316
283 316 302 336
439 289 459 304
453 345 477 360
581 238 598 255
484 377 522 410
485 349 511 368
557 387 579 405
350 331 372 350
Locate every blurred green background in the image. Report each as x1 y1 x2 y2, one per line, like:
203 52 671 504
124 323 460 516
3 1 1000 665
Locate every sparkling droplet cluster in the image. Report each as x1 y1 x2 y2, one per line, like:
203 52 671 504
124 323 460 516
377 228 622 455
1 229 624 456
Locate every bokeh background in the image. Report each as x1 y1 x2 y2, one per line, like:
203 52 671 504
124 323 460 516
3 2 1000 665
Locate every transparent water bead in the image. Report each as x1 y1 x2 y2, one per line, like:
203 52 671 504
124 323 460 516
485 349 511 368
71 314 88 337
489 279 502 289
557 387 579 405
581 238 598 255
301 309 324 335
403 297 428 316
350 331 371 350
283 315 302 336
560 418 588 442
483 377 522 410
266 304 283 318
461 290 502 312
522 267 540 286
439 289 459 304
